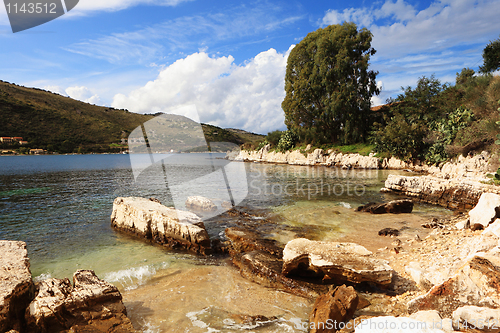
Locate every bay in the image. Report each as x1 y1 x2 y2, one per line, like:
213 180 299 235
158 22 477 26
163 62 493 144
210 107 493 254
0 154 452 332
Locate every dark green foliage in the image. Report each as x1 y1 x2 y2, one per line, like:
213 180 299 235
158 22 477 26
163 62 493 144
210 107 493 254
372 76 449 161
265 130 283 146
282 22 379 145
480 36 500 74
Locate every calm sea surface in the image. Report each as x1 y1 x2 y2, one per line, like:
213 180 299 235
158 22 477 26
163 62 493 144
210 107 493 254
0 154 452 332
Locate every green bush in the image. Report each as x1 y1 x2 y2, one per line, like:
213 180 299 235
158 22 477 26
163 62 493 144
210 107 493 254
277 130 298 152
265 130 283 147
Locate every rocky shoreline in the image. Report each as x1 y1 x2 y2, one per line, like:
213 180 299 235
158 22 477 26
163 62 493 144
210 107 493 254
3 150 500 332
0 241 136 333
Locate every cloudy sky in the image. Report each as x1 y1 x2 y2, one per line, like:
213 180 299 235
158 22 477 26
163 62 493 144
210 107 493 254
1 0 499 134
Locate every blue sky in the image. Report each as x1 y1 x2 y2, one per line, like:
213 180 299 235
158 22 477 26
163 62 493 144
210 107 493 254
1 0 500 134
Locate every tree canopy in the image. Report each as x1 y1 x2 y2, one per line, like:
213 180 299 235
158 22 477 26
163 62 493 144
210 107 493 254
281 22 379 144
480 36 500 73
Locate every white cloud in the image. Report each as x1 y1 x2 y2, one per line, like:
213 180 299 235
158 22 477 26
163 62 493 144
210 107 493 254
64 3 303 65
66 86 101 105
321 0 500 97
112 48 293 134
322 8 373 27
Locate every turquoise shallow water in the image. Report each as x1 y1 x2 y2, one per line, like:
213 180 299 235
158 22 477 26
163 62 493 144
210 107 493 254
0 154 453 332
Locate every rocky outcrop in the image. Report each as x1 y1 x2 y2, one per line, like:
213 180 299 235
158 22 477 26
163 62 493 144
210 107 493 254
469 193 500 229
309 285 358 333
356 199 413 214
26 270 136 333
232 148 493 176
382 174 500 210
225 227 328 299
111 197 211 254
282 238 394 286
185 196 217 212
408 254 500 318
233 148 382 169
0 241 34 333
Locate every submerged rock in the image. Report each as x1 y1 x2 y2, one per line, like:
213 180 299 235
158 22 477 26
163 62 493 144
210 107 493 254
185 195 217 212
408 254 500 318
26 269 136 333
0 241 34 333
309 285 358 333
111 196 211 254
282 238 394 286
378 228 400 236
357 199 414 214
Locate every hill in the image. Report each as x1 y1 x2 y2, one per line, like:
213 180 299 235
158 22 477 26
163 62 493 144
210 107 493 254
0 80 263 153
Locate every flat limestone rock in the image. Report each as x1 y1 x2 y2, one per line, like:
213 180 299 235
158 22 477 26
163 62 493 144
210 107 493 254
111 197 211 254
26 270 136 333
0 241 34 333
282 238 394 286
185 196 217 212
383 174 500 211
408 254 500 318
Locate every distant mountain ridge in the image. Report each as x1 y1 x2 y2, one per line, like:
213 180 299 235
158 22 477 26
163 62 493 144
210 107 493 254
0 80 263 153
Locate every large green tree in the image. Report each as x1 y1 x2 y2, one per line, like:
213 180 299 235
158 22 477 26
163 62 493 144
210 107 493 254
480 36 500 74
282 22 379 144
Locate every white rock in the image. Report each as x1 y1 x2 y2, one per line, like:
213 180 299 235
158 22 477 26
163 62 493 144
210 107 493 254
452 305 500 331
469 193 500 229
405 262 433 291
455 220 470 230
282 238 394 286
0 241 33 333
483 219 500 238
355 316 446 332
185 196 217 212
111 197 211 253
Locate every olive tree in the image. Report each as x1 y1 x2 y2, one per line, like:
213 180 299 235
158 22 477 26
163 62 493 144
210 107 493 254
282 22 380 144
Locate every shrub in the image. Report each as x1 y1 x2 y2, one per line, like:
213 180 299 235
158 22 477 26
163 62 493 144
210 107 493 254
277 130 298 152
265 130 283 147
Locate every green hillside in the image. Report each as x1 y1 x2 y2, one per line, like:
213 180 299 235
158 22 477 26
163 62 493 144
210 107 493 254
0 80 262 154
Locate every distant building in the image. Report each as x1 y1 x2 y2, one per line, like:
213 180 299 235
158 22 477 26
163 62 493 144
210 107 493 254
1 137 26 144
19 141 28 145
30 149 45 155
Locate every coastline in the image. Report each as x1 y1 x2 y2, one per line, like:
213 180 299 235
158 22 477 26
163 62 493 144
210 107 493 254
3 151 500 332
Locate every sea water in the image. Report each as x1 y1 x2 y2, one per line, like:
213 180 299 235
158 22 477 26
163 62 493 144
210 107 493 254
0 154 452 332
